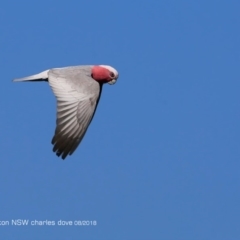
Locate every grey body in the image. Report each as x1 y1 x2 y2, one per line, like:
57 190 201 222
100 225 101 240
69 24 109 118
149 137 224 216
14 65 102 159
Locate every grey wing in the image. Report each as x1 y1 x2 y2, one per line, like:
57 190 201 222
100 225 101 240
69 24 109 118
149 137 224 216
48 68 102 159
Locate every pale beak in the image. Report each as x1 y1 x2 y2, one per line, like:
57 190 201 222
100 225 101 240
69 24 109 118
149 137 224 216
108 79 117 85
108 74 118 85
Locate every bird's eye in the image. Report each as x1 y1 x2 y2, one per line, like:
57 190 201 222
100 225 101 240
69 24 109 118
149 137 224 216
110 72 115 78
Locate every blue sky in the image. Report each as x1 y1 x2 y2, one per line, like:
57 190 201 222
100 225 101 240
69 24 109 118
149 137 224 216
1 0 240 239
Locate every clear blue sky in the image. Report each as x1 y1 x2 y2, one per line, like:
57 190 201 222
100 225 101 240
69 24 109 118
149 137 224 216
1 0 240 239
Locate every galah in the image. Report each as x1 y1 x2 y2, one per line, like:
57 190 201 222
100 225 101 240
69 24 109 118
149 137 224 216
13 65 119 160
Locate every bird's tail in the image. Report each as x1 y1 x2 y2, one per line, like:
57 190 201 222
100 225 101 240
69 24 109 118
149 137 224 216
13 70 49 82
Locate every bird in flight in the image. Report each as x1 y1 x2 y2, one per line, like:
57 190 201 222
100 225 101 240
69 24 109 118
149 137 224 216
13 65 119 160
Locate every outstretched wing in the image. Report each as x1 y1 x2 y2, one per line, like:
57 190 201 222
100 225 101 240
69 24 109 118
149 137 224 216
48 67 102 159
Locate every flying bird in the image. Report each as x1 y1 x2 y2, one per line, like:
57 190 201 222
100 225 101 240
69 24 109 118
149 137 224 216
13 65 119 160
